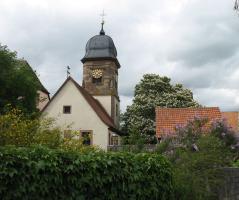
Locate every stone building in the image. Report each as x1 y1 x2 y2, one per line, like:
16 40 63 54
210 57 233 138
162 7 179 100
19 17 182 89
42 23 122 150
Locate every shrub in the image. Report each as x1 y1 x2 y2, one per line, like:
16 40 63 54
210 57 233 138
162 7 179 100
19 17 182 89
0 109 62 148
157 118 237 200
0 146 174 200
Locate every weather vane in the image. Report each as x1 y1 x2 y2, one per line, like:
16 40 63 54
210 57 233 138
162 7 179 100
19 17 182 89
67 66 70 78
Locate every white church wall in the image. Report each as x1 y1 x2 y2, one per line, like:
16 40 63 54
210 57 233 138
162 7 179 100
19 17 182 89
43 80 109 150
93 96 111 116
114 96 120 128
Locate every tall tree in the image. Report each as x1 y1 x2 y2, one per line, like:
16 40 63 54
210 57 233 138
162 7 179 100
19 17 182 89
0 44 39 114
121 74 200 138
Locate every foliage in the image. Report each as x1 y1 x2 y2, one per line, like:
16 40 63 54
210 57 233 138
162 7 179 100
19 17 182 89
121 127 147 152
0 109 98 153
0 44 39 115
59 130 102 153
121 74 200 138
0 146 174 200
157 118 237 200
0 108 62 148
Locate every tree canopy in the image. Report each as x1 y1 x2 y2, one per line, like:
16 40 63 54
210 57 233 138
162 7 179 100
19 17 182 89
0 44 39 115
121 74 200 138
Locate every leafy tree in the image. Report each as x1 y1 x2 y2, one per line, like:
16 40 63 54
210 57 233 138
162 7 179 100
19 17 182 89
0 44 39 115
121 74 200 138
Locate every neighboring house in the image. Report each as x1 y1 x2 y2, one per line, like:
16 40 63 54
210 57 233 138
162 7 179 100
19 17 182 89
155 107 222 139
42 23 122 150
18 59 50 111
222 112 239 133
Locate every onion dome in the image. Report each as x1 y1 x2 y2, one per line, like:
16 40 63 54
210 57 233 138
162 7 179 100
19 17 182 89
81 23 120 67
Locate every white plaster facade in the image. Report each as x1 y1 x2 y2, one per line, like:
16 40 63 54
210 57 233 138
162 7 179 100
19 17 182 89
94 96 120 128
93 96 111 116
43 79 117 150
37 90 50 111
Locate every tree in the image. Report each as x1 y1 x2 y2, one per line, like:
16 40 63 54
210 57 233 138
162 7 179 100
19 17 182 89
121 74 200 139
0 44 39 115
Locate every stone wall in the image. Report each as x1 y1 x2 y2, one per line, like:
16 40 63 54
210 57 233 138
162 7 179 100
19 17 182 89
82 60 118 97
219 168 239 200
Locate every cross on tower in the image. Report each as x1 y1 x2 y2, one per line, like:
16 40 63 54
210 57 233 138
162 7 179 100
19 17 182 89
100 10 106 25
99 10 106 35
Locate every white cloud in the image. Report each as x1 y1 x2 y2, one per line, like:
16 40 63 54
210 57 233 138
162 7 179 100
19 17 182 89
0 0 238 112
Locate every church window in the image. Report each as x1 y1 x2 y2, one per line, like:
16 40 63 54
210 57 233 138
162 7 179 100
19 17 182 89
110 134 119 146
81 131 92 145
92 77 102 84
63 105 71 114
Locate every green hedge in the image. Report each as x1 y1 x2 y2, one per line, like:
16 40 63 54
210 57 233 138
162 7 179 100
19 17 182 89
0 146 174 200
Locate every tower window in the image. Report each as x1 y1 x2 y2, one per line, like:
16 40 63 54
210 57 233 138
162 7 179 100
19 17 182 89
63 105 71 114
92 77 102 84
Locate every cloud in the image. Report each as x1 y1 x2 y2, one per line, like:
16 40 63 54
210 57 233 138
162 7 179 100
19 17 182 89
0 0 239 112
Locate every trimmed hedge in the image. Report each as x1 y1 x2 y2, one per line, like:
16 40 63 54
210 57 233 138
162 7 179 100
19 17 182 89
0 146 174 200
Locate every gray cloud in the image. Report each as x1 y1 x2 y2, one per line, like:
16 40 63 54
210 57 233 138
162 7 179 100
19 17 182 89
0 0 239 112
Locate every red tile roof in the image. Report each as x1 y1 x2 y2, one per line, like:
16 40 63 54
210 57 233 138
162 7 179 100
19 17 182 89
222 112 238 132
155 107 222 137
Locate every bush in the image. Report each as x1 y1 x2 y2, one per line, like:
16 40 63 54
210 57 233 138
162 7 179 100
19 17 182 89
157 118 237 200
0 108 62 148
0 109 99 152
0 146 174 200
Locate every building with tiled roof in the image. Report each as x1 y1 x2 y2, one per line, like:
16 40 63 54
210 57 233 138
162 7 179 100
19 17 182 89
222 112 239 132
155 107 222 138
42 23 122 150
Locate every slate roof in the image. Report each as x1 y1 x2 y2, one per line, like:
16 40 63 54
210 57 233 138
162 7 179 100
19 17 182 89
81 29 120 67
155 107 222 137
42 76 122 135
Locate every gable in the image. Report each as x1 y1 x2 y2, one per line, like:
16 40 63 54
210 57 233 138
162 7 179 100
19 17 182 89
42 77 116 130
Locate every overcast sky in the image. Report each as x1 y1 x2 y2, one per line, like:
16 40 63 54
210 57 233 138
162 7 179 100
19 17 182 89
0 0 239 112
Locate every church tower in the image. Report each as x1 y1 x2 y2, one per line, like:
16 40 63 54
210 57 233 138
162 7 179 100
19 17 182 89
81 22 120 128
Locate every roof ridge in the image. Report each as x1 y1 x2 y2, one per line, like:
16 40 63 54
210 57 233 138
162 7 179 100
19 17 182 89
42 76 116 129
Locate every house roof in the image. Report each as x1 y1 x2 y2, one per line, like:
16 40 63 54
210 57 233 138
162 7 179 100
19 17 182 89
222 112 238 132
42 76 122 135
17 59 50 95
155 107 222 137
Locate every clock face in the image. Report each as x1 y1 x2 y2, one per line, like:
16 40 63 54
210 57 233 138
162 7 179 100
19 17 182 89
92 69 103 79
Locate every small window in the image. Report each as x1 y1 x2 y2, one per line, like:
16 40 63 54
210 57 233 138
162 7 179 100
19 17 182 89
63 106 71 114
111 136 119 146
81 131 92 145
92 77 102 84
